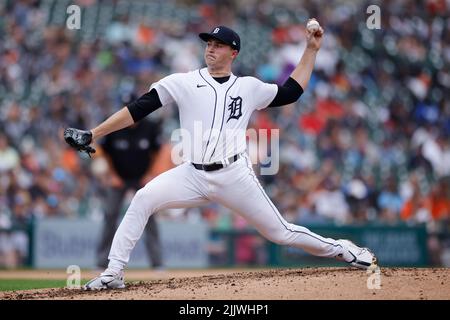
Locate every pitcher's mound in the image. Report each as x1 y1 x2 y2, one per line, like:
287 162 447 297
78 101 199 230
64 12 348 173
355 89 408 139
1 268 449 300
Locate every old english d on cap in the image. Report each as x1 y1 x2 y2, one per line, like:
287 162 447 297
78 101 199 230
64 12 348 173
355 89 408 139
199 26 241 51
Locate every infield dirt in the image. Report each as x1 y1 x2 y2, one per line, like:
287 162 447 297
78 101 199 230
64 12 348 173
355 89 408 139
1 267 449 300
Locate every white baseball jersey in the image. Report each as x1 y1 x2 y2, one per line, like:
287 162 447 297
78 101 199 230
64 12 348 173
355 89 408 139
150 67 278 163
106 68 357 272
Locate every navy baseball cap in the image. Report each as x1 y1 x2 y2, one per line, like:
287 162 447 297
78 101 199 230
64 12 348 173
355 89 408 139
199 26 241 51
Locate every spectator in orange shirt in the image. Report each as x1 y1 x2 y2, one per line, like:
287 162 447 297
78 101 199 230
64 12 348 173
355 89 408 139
401 178 450 222
428 178 450 220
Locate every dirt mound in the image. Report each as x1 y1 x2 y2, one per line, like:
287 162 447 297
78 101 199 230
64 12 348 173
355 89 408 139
1 268 449 300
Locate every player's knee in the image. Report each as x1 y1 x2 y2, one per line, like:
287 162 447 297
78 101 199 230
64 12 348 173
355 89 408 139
271 237 291 246
266 230 291 245
129 188 156 215
133 188 147 203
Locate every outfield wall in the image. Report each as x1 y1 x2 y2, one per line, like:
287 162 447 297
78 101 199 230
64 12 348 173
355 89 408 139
31 218 209 269
26 218 430 269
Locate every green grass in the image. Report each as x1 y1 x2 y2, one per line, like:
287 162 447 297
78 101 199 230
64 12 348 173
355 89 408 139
0 279 88 291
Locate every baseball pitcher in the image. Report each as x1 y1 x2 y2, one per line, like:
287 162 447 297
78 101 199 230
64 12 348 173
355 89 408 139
64 20 377 290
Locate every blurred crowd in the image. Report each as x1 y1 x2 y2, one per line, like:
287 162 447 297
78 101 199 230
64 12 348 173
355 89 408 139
0 0 449 267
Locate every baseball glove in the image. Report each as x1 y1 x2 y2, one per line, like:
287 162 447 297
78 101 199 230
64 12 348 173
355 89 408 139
63 128 96 157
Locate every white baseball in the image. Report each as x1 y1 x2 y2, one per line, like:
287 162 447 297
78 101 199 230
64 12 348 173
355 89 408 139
307 19 320 33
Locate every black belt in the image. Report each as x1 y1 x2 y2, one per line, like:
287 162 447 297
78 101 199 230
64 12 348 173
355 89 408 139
192 154 240 172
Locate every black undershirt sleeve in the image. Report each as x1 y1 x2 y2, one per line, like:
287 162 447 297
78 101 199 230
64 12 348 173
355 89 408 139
268 77 304 108
126 89 163 123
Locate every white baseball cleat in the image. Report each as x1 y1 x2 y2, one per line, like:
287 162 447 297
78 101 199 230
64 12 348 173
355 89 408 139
83 270 125 291
336 239 378 270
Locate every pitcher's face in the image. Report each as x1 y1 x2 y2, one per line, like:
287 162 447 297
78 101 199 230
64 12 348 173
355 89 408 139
204 39 238 70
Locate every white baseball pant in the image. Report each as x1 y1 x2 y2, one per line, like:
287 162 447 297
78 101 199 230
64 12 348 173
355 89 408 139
107 153 348 271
